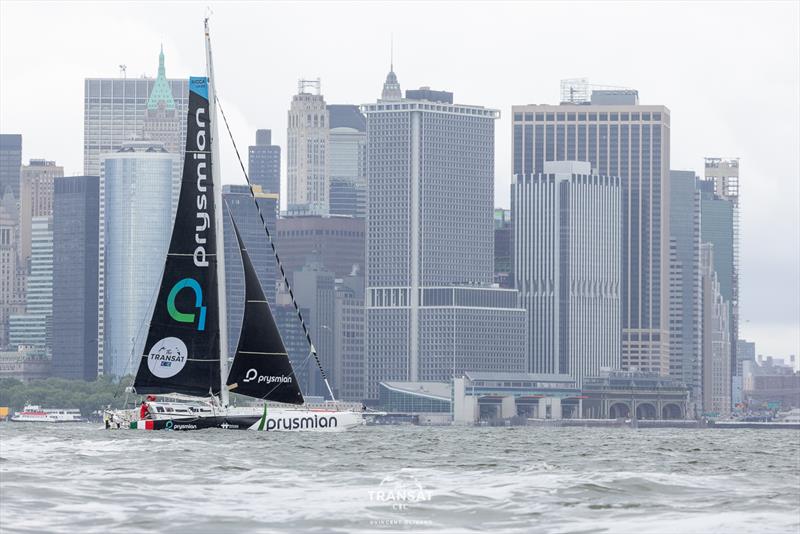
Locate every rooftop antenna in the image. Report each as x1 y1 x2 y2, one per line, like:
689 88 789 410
390 33 394 71
119 64 127 79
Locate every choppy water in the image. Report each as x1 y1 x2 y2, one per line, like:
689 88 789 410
1 423 798 533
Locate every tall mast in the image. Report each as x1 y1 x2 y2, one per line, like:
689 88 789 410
205 18 230 406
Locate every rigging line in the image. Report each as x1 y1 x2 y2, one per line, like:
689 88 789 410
215 96 336 402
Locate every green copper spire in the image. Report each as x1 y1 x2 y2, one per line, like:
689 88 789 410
147 44 176 111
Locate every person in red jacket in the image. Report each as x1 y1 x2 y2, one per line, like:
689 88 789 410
139 401 150 420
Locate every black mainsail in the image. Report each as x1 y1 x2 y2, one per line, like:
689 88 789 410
226 218 304 404
133 76 221 397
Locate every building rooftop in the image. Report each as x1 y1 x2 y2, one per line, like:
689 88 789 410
381 381 451 401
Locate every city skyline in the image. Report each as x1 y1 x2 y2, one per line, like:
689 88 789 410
0 1 798 359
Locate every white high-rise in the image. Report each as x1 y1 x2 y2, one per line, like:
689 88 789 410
287 79 329 215
513 161 621 387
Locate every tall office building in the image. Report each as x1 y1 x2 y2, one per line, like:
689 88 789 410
698 179 735 393
83 49 188 176
513 161 622 386
248 129 281 196
333 274 365 401
0 134 22 200
91 51 185 376
51 176 99 380
704 157 740 376
293 262 336 398
8 216 53 350
512 86 671 375
701 243 731 416
19 159 62 267
222 184 279 358
328 105 367 218
101 141 177 377
364 77 526 399
287 80 329 215
0 190 25 347
274 216 365 284
668 170 702 404
736 339 756 377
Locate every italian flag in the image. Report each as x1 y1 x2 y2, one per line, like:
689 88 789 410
130 420 155 430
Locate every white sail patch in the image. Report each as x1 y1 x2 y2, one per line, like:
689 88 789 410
147 337 189 378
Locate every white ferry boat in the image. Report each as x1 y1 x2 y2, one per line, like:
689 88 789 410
10 405 87 423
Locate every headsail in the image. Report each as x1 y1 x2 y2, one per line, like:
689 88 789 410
133 77 221 397
226 216 304 404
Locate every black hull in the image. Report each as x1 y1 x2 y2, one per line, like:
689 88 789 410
130 416 261 431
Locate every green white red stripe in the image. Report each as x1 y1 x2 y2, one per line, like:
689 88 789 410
130 420 155 430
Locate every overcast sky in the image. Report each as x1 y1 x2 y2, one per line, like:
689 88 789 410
1 1 798 361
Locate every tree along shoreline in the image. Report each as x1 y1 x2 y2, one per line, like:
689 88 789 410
0 376 133 417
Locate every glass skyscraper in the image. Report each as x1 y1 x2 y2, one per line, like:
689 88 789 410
101 141 177 378
511 90 671 375
8 216 52 350
0 134 22 200
248 129 280 196
328 105 367 218
51 175 99 380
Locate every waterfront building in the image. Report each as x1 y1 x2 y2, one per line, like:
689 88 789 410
248 129 280 196
581 370 689 419
0 189 25 347
493 209 512 288
0 134 22 200
512 161 622 386
328 105 367 218
274 216 365 283
668 170 702 404
83 50 188 177
287 79 329 215
8 216 53 350
512 86 671 376
101 141 177 377
364 75 526 399
19 159 62 266
700 243 731 417
51 176 99 380
222 184 278 357
0 347 50 382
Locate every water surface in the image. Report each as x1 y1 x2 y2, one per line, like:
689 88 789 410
1 423 798 533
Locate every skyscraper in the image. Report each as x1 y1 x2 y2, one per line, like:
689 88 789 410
293 261 336 397
704 157 740 378
513 161 622 386
19 159 62 266
328 105 367 218
248 129 281 196
668 170 702 405
0 134 22 200
8 216 53 350
333 274 365 401
51 176 99 380
701 243 731 417
91 50 185 376
0 189 24 347
222 184 278 358
101 141 177 377
364 76 526 399
287 79 329 215
512 87 671 375
697 178 735 410
83 50 188 176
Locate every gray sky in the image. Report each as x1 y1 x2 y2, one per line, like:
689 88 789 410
1 1 798 361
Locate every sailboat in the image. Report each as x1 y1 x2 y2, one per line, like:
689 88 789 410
105 20 363 432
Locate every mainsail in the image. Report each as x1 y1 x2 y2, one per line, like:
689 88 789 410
133 77 221 397
226 217 304 404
